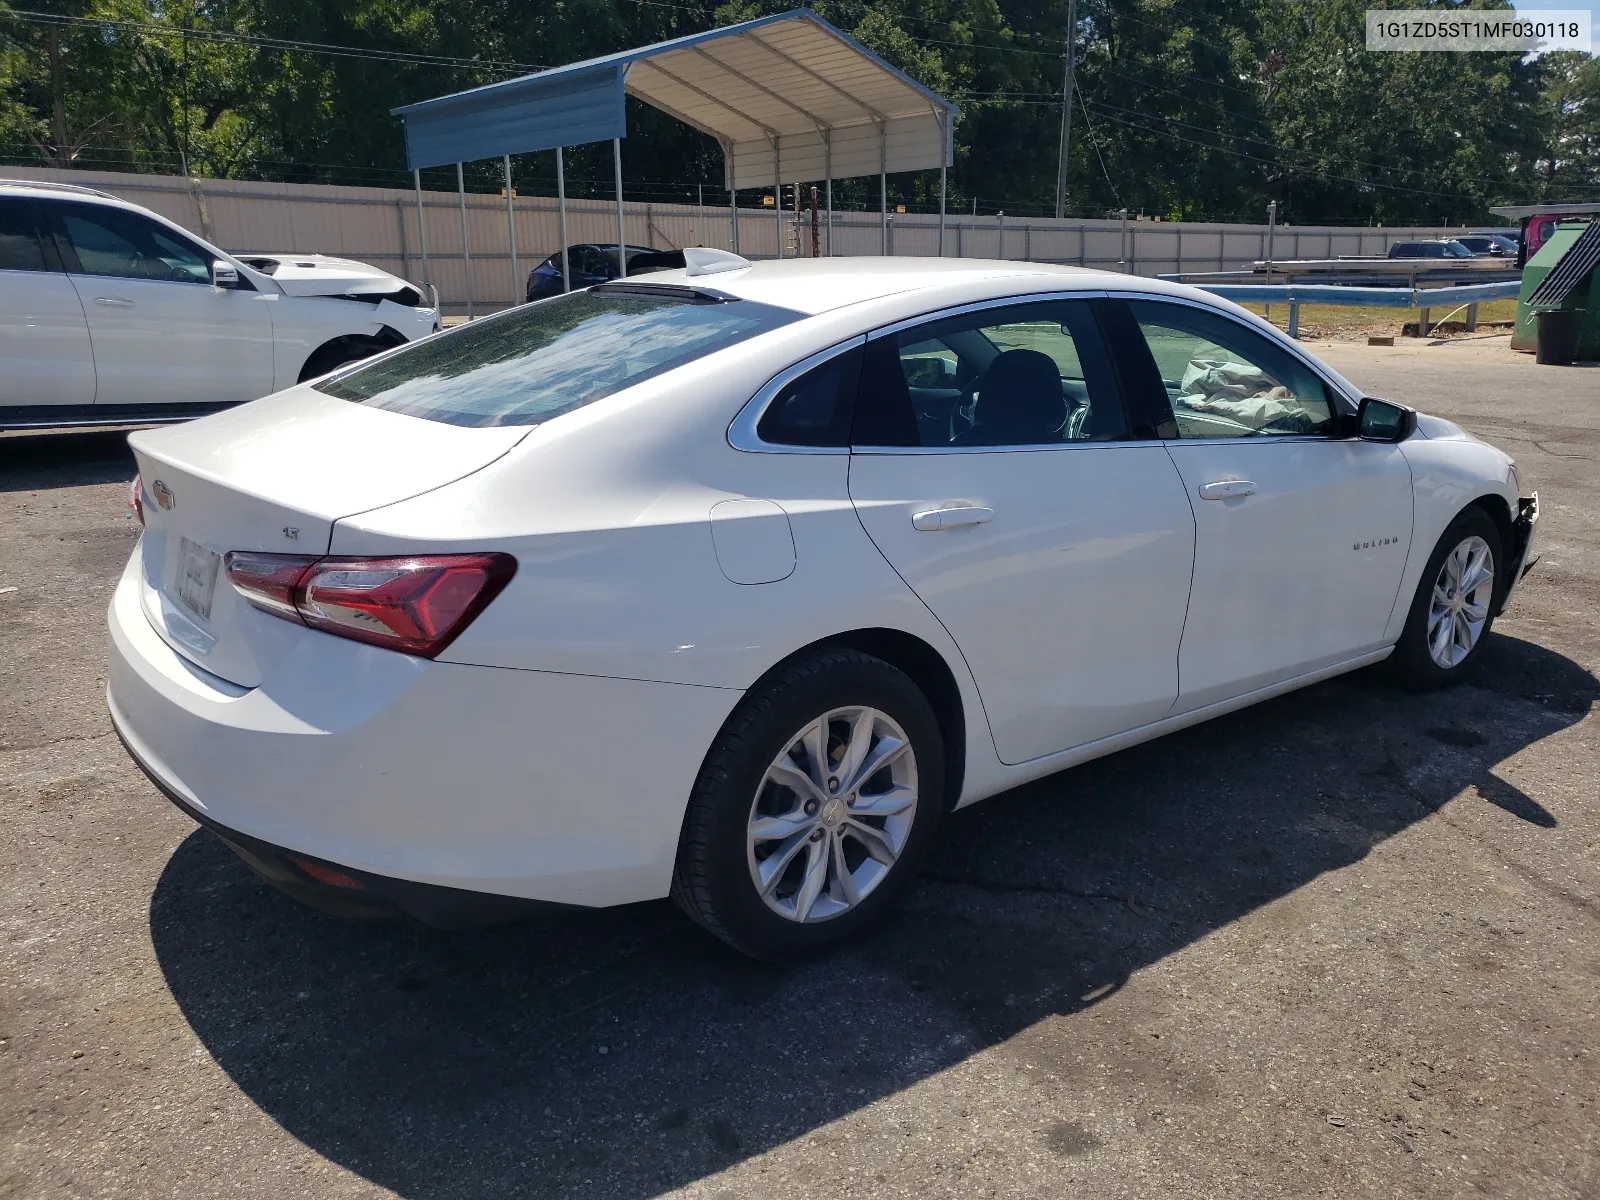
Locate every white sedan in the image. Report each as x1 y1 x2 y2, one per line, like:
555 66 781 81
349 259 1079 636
106 251 1538 958
0 179 439 429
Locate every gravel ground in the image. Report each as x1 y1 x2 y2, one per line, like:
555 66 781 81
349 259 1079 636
1 335 1595 1199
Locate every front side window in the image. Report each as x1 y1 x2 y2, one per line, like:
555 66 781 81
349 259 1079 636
0 198 49 273
318 285 801 428
54 202 211 283
1128 300 1335 439
855 299 1128 447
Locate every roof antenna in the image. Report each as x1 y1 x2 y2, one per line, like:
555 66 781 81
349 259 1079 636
683 247 752 277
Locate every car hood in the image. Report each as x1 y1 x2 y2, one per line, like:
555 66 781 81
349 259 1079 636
235 253 424 300
1415 412 1474 441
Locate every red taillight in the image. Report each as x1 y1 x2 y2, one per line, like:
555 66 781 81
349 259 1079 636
128 475 144 526
223 551 516 658
224 552 319 619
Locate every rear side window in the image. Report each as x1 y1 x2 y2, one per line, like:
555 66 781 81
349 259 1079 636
756 346 862 447
853 299 1127 447
0 198 49 272
318 285 801 428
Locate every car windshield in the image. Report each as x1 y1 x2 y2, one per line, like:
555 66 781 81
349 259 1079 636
317 286 800 428
1444 241 1474 257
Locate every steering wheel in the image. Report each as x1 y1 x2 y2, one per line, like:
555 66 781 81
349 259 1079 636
948 385 980 443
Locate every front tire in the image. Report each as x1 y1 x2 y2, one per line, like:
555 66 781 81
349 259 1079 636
671 649 944 960
1387 507 1503 690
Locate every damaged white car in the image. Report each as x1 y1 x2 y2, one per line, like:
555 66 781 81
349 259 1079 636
0 179 439 429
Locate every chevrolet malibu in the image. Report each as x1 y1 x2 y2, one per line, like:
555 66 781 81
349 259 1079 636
107 251 1538 959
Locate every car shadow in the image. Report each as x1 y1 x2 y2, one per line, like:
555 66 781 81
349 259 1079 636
148 633 1595 1199
0 429 138 492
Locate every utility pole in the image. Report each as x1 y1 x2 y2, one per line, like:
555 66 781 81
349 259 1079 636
1054 0 1078 220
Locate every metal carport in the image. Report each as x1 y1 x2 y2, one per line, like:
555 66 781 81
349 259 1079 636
391 7 959 302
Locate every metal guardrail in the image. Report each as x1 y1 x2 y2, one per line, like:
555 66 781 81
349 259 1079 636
1162 257 1520 290
1186 280 1523 338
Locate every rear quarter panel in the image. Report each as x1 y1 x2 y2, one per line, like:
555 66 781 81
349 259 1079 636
329 306 1001 802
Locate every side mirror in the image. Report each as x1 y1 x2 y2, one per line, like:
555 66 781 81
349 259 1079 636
1358 396 1417 442
211 260 240 289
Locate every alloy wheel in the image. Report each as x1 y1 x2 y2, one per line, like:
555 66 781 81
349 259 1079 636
745 706 919 924
1427 534 1495 668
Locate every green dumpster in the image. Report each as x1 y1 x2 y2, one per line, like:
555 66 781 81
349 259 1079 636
1511 219 1600 358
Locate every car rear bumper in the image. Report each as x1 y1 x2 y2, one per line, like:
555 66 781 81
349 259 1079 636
113 715 559 927
106 554 741 911
1496 491 1540 615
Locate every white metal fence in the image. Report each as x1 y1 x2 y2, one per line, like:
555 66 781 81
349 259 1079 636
5 165 1464 315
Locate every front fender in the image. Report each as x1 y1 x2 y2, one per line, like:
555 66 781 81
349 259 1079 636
1386 432 1520 642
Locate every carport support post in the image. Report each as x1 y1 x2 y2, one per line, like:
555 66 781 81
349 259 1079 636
613 139 627 278
937 109 948 257
503 155 518 307
412 168 431 300
456 162 473 320
723 140 738 255
773 138 783 260
556 146 570 293
824 132 833 257
879 123 888 254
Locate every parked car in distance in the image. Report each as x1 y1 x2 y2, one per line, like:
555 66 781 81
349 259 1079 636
1387 239 1476 259
0 178 439 430
1454 233 1519 257
525 243 687 300
108 250 1538 961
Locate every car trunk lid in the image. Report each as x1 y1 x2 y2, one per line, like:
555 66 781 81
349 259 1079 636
128 388 527 687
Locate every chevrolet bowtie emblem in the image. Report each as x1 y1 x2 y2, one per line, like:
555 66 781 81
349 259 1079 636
151 479 175 511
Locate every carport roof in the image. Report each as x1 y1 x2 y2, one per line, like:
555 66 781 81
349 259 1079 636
391 8 958 189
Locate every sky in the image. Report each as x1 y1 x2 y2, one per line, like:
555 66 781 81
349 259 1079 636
1511 0 1599 52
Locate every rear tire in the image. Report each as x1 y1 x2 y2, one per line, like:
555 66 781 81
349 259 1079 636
1386 507 1503 691
671 649 944 961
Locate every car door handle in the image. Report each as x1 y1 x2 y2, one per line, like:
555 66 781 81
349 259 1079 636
1198 480 1257 500
912 505 995 531
93 296 135 307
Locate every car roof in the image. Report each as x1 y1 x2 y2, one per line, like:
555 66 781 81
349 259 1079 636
0 177 120 202
630 256 1212 317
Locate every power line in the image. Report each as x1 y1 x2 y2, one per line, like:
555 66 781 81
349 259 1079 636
3 8 544 74
1076 103 1483 201
1075 83 1121 208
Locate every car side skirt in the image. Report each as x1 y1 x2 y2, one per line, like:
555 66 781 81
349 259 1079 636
0 402 238 431
959 647 1394 808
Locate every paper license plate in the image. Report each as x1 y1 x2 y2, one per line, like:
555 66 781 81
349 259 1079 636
174 537 222 622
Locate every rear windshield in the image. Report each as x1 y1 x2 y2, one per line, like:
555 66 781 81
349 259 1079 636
316 286 800 427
